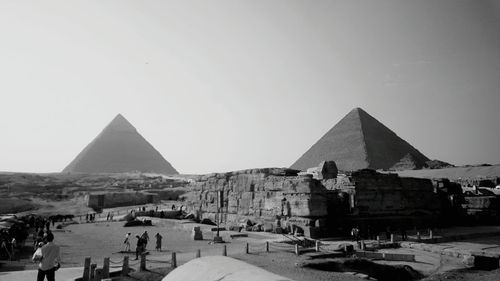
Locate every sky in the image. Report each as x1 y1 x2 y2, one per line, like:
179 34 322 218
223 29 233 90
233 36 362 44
1 0 499 174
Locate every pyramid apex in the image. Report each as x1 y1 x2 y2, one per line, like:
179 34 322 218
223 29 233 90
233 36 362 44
350 107 367 114
107 114 136 132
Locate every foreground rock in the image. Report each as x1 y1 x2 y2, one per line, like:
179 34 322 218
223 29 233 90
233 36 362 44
162 256 296 281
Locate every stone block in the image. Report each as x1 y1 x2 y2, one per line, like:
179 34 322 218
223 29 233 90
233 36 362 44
263 223 273 232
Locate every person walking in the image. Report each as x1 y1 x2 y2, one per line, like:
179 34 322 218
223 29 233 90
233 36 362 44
135 235 145 260
32 232 61 281
141 231 149 249
123 233 131 252
155 233 162 252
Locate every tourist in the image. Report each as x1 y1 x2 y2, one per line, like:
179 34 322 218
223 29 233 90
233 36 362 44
135 235 145 260
155 233 162 252
351 227 359 242
141 231 149 249
123 233 131 252
32 232 61 281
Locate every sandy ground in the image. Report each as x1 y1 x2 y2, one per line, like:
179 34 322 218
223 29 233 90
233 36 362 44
4 218 500 281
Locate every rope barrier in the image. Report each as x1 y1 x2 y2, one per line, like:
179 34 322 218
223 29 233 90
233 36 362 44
146 259 172 264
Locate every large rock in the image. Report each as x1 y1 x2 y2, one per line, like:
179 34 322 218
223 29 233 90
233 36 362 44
162 256 296 281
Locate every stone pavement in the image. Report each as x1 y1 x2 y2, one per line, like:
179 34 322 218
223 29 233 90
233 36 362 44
0 267 83 281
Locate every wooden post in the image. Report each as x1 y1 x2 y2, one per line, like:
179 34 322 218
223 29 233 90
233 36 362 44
222 245 227 256
140 253 146 271
94 268 103 281
376 235 380 243
294 244 299 255
83 257 91 281
390 234 394 243
429 229 433 239
360 240 365 250
196 249 201 258
121 256 129 276
266 241 270 252
343 244 348 253
171 252 177 269
90 263 97 281
245 243 249 254
315 240 320 252
102 257 110 278
417 232 421 240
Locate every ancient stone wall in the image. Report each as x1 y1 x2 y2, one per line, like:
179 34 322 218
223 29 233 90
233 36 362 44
182 168 329 227
182 167 443 238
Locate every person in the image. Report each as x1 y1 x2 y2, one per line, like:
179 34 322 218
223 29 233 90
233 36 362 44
155 233 162 252
32 232 61 281
135 235 145 260
123 233 131 252
141 231 149 249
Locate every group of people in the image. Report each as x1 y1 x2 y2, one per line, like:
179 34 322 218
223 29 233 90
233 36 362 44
85 213 96 222
123 231 164 260
106 212 115 221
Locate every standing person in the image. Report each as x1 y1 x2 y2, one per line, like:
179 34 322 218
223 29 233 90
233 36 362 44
135 235 145 260
141 231 149 249
155 233 162 252
32 232 61 281
123 233 131 252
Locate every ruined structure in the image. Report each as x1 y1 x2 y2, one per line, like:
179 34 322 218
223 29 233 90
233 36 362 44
291 108 430 172
63 114 178 174
183 162 441 238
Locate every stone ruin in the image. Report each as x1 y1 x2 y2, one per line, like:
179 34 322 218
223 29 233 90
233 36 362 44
182 161 443 238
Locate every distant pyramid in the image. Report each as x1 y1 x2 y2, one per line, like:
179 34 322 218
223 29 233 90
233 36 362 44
290 108 429 171
63 114 178 174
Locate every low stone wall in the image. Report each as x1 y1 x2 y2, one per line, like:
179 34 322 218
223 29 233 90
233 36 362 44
87 192 158 209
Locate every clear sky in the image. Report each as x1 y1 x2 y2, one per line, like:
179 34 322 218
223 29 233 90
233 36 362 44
1 0 499 174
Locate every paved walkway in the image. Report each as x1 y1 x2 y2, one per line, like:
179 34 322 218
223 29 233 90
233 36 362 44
0 267 83 281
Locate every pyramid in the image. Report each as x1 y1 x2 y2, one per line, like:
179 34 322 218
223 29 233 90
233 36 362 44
290 108 429 171
63 114 178 174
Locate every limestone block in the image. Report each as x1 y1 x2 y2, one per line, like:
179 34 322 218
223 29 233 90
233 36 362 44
263 223 273 232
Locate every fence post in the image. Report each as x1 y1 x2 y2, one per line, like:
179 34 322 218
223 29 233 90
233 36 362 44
429 229 433 239
121 256 129 276
94 268 102 281
171 252 177 269
82 257 91 281
295 244 299 255
222 245 227 256
102 257 110 278
390 234 394 243
266 241 269 252
360 240 365 250
90 263 97 281
315 240 320 252
417 232 421 240
196 249 201 258
140 253 146 271
245 243 249 254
